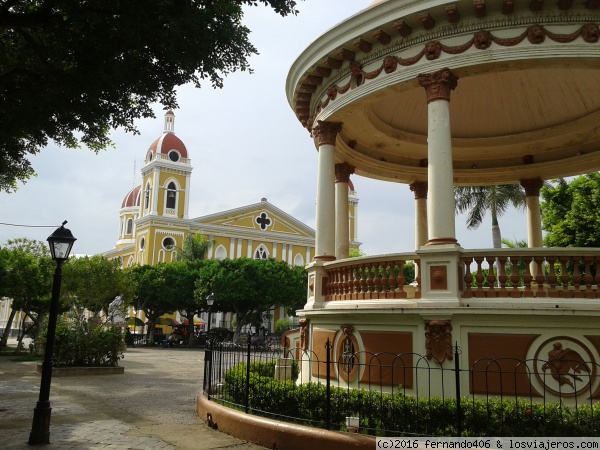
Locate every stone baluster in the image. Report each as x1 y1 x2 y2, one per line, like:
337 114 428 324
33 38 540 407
497 255 508 297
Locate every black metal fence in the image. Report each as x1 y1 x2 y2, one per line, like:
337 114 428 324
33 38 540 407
203 339 600 436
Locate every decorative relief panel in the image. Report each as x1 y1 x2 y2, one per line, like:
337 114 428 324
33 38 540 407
425 320 453 363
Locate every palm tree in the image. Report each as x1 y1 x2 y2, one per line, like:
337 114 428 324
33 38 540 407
174 232 214 262
454 185 526 248
501 237 527 248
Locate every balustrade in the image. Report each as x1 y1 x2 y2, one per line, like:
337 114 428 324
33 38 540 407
323 255 420 301
461 249 600 299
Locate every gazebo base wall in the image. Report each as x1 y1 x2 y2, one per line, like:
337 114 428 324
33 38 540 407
196 393 375 450
295 306 600 402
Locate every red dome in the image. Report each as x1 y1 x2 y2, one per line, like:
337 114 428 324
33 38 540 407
147 111 188 159
148 133 188 159
121 185 141 209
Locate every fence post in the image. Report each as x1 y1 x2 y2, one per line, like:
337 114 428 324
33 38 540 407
454 342 462 436
204 340 212 399
326 338 332 430
245 334 252 414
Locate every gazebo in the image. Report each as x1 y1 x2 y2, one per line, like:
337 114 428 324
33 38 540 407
285 0 600 400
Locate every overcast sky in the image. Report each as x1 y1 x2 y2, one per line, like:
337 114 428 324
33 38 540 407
0 0 529 257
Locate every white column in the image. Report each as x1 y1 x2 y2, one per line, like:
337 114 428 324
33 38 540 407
335 163 354 259
237 239 243 258
281 244 287 263
418 69 458 246
247 239 253 258
183 173 191 219
150 168 160 215
207 234 215 259
410 182 428 249
313 121 341 261
272 242 278 259
229 238 235 258
521 178 544 248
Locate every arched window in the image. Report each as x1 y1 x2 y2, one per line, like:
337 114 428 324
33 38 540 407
254 244 269 260
126 219 133 235
144 183 151 211
215 245 227 260
166 182 177 209
293 254 304 267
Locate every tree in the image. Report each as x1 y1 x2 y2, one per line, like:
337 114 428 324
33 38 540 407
61 255 132 326
174 233 213 262
454 185 526 248
195 258 306 341
501 238 528 248
541 174 600 247
349 247 366 258
0 0 300 192
126 264 177 345
0 239 54 349
158 260 203 347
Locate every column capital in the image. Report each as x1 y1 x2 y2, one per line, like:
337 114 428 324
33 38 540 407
313 121 343 146
520 178 544 197
417 68 458 103
335 162 355 183
409 181 428 200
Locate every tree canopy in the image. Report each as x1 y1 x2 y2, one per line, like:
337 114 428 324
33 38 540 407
0 0 299 192
541 174 600 247
0 238 54 348
61 255 132 324
174 232 213 262
195 258 306 339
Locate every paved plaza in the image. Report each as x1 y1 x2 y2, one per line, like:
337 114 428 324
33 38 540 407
0 344 266 449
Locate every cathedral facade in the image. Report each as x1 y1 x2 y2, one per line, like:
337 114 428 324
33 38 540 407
102 111 359 331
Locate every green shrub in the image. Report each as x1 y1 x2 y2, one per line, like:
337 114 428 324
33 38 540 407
275 318 293 334
220 361 600 436
47 320 125 367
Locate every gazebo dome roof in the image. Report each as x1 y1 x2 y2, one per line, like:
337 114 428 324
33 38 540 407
287 0 600 186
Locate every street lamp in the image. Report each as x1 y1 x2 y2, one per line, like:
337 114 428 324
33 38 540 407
203 293 215 394
205 293 215 334
29 221 76 445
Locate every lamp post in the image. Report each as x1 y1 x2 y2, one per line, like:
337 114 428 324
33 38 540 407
203 293 215 394
205 293 215 334
29 221 76 445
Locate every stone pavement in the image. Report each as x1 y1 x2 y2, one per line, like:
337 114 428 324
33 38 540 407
0 345 267 449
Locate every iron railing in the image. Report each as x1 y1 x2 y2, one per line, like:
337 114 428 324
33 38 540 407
203 338 600 436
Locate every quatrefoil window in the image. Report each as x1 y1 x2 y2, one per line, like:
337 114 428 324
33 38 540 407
255 212 272 230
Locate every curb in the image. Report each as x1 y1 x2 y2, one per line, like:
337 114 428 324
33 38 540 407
36 363 124 377
196 393 375 450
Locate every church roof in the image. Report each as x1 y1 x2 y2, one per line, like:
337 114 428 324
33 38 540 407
193 198 315 239
147 111 188 159
121 185 141 208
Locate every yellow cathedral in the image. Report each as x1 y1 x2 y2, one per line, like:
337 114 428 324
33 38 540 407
103 111 360 332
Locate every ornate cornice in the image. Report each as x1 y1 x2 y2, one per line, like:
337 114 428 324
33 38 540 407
299 23 599 128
